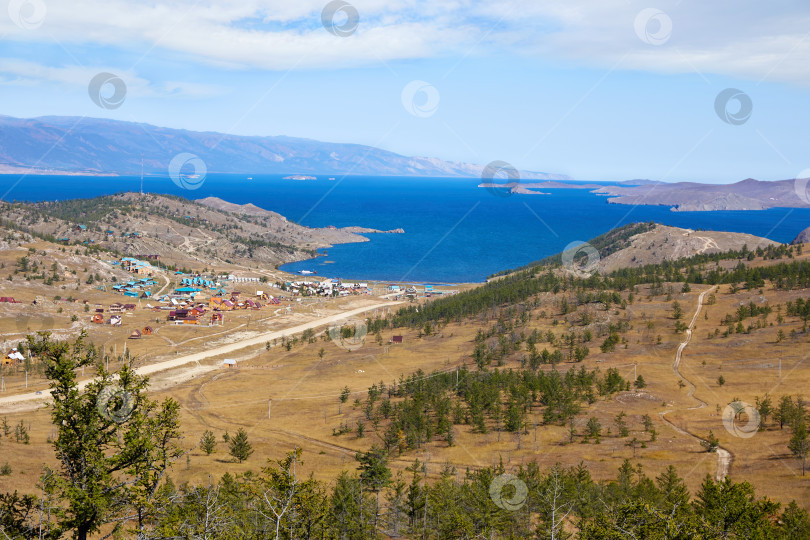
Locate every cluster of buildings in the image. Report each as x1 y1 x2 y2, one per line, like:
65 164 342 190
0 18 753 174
91 302 138 326
118 257 155 276
180 276 221 289
282 278 370 297
172 276 227 298
112 277 157 298
167 304 210 324
210 291 272 310
162 291 275 325
59 225 144 245
227 275 262 283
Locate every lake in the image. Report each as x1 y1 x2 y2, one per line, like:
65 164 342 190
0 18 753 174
2 174 809 283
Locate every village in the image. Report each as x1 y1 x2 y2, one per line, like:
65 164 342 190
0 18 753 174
0 251 459 371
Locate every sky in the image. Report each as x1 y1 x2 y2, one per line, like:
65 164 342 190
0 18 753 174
0 0 809 183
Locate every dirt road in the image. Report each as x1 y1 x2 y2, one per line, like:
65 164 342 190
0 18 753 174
0 300 401 410
659 286 732 481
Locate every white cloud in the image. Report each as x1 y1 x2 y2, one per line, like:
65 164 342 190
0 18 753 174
0 58 148 88
0 0 808 85
0 58 222 99
481 1 810 86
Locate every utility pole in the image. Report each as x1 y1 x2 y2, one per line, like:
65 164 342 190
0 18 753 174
268 398 272 420
140 154 144 195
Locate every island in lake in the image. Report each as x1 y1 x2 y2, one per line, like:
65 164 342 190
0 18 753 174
478 177 810 212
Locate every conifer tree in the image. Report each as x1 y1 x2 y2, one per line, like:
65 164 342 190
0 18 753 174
228 428 253 463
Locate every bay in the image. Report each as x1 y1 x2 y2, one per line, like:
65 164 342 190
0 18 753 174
1 173 808 283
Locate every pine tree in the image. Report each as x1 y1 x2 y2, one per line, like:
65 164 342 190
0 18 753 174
356 445 392 533
780 501 810 538
778 395 796 429
755 394 773 428
701 430 719 453
200 430 216 455
614 411 629 437
655 465 690 511
41 332 182 539
586 417 601 443
330 471 372 538
228 428 253 463
789 421 810 476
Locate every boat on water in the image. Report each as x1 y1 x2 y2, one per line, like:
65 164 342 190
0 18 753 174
247 177 253 180
299 270 317 275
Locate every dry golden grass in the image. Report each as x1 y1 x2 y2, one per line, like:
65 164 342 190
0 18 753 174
0 236 809 512
0 285 728 500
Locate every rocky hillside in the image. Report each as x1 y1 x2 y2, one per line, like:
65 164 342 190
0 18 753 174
597 224 779 272
0 193 384 270
791 226 810 245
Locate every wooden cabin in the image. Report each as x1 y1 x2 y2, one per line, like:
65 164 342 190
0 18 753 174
209 298 230 311
2 350 24 366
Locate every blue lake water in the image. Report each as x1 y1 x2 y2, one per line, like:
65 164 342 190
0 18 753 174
2 174 809 283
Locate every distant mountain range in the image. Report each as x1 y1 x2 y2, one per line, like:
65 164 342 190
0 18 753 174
0 115 569 179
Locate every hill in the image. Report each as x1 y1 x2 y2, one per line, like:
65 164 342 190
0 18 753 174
594 177 810 211
0 115 569 179
492 222 779 278
792 226 810 245
596 223 779 272
0 220 809 537
0 192 386 270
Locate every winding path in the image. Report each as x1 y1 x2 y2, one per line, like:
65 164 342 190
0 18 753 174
659 285 732 481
